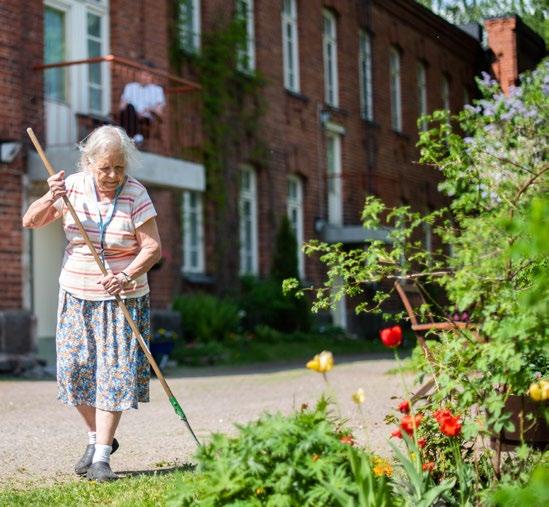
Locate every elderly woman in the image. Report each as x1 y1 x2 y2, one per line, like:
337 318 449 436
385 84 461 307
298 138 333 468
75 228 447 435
22 126 161 481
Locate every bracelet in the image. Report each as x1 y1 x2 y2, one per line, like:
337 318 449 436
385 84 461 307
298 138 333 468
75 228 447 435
120 271 133 284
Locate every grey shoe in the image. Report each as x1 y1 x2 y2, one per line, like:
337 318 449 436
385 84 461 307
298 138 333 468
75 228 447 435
86 461 119 482
74 438 119 476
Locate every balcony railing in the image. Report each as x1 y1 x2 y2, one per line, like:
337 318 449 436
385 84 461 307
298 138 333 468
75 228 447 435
35 55 202 161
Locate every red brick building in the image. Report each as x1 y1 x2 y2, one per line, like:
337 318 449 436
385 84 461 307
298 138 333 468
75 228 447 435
0 1 545 362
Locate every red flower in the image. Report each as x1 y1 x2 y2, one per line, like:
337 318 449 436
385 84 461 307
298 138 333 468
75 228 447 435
398 400 411 414
400 414 423 435
339 434 355 446
439 415 462 437
433 409 453 423
433 409 462 437
422 461 435 472
417 438 427 449
390 428 403 439
379 326 403 348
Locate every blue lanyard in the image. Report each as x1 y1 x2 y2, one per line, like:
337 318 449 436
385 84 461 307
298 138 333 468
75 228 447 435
91 176 126 263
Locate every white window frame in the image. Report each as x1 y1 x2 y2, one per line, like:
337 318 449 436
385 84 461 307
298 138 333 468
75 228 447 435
239 165 259 275
442 74 450 111
359 30 373 121
178 0 201 53
417 61 428 131
325 130 343 226
44 0 110 146
389 46 402 132
322 9 338 107
182 190 205 274
287 175 304 278
282 0 300 92
236 0 256 73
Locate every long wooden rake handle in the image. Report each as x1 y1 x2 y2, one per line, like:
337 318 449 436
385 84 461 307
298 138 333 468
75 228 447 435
27 128 200 446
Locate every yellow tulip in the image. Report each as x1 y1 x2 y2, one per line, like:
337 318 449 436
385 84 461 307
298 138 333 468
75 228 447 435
541 380 549 401
352 388 365 405
306 351 334 373
306 358 320 371
528 382 543 401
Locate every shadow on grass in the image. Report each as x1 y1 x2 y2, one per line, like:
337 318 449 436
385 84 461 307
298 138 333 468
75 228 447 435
117 462 196 478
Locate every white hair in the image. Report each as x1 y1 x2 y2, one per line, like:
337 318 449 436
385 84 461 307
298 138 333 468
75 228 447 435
78 125 141 172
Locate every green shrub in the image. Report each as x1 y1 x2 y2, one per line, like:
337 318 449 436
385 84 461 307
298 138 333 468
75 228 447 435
168 398 388 506
172 293 240 342
488 465 549 506
271 215 299 282
171 340 229 366
240 275 311 333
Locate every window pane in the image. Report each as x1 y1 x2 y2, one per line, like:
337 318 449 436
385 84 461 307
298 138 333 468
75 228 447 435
283 0 292 15
179 0 197 51
89 87 102 112
87 13 101 38
44 7 65 101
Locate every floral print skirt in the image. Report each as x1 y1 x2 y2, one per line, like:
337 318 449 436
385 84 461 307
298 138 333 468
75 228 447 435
56 289 151 411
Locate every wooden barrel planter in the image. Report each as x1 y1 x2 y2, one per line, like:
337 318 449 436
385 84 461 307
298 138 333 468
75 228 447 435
497 395 549 450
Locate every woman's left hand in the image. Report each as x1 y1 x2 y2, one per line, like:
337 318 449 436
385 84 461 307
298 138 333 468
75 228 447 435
97 272 125 295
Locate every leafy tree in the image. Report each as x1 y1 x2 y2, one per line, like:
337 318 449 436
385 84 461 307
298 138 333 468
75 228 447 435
417 0 549 44
284 60 549 448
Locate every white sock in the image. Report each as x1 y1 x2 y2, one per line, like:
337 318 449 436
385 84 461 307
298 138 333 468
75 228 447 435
88 431 97 445
92 444 112 464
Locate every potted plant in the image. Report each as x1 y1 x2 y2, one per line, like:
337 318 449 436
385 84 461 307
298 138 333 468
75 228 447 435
150 328 178 369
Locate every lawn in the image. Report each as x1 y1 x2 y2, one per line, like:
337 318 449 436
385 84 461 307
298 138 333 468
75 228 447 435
0 469 196 507
169 332 408 367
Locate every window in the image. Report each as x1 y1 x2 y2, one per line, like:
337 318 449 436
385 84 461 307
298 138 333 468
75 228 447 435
322 10 338 107
182 191 205 273
236 0 255 72
423 221 432 253
179 0 201 53
389 47 402 132
326 132 342 225
359 31 373 121
44 1 110 147
44 6 66 102
287 175 304 278
239 166 258 274
442 74 450 111
87 12 104 113
282 0 300 92
417 61 427 131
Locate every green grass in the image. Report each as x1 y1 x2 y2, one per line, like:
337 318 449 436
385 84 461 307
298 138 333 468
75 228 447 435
170 326 418 367
0 469 198 507
171 335 399 367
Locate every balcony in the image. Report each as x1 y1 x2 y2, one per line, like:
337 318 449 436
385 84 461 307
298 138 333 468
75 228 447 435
29 55 205 191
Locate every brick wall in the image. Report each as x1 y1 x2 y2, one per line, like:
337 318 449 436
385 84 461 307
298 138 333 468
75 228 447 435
484 17 518 94
485 15 546 95
147 187 182 309
0 0 43 310
243 0 482 288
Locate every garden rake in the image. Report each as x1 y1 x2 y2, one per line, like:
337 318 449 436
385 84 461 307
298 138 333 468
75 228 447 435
27 127 200 447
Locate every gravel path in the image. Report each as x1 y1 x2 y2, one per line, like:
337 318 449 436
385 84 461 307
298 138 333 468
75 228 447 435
0 354 409 488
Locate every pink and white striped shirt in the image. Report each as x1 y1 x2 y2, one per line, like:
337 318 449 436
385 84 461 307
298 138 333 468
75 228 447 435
54 171 157 301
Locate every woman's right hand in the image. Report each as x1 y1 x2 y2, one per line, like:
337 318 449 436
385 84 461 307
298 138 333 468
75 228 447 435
47 170 67 203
